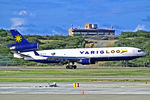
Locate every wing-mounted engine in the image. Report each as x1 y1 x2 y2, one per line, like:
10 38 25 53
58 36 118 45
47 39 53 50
77 58 96 65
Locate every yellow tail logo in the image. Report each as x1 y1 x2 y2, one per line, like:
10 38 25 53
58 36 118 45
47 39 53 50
15 35 22 42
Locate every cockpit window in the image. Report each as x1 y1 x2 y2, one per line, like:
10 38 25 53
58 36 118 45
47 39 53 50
138 50 142 52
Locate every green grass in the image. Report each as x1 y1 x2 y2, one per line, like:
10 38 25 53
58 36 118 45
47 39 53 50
1 70 150 77
2 65 150 69
0 78 149 82
1 69 150 82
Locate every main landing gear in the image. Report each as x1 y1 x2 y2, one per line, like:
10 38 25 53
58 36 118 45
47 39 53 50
66 62 77 69
66 65 77 69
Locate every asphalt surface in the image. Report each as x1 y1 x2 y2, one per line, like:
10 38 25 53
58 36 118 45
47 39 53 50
1 82 150 100
0 82 150 94
1 94 150 100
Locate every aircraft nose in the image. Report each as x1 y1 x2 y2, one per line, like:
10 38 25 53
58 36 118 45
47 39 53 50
140 51 146 56
142 51 146 56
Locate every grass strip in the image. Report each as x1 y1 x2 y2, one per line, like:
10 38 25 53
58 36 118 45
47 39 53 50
2 66 150 69
0 70 150 77
0 78 150 82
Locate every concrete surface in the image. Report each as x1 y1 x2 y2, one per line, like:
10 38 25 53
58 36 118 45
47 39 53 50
1 94 150 100
1 82 150 100
0 82 150 94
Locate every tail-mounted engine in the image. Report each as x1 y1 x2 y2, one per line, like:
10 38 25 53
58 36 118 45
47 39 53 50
8 43 38 52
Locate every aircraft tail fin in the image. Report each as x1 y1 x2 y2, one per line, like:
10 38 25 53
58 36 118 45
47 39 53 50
8 29 38 52
10 29 30 44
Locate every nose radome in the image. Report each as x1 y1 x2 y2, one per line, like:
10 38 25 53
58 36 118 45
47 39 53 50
143 52 146 56
140 51 146 56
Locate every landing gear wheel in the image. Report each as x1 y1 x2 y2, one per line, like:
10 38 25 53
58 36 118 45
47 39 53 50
66 66 69 69
73 65 77 69
69 66 73 69
66 65 71 69
66 65 73 69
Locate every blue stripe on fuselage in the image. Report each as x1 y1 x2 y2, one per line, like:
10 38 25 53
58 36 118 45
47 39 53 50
29 56 142 63
29 59 62 63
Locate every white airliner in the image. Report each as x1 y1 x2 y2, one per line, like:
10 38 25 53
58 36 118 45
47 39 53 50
8 29 146 69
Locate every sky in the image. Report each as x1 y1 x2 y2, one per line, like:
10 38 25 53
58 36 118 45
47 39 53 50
0 0 150 35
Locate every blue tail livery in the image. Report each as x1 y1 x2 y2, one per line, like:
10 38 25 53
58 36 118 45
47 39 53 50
10 29 29 44
8 29 38 51
8 29 146 69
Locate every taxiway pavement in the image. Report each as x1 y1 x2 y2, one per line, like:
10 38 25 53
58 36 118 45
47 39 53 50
1 94 150 100
0 82 150 94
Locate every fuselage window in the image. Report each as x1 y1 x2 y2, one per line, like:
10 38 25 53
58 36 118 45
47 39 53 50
138 50 142 52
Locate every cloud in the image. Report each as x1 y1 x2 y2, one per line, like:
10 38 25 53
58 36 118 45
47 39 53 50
10 10 35 32
11 18 25 26
10 18 26 30
18 10 28 16
14 10 34 17
134 24 145 32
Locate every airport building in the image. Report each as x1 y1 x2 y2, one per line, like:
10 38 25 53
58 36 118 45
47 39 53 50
69 24 115 36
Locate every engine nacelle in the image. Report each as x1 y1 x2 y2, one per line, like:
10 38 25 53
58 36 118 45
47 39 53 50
78 58 96 65
9 43 38 51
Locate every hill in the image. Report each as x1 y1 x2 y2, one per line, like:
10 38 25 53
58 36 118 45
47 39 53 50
103 31 150 67
0 29 150 67
0 29 86 66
